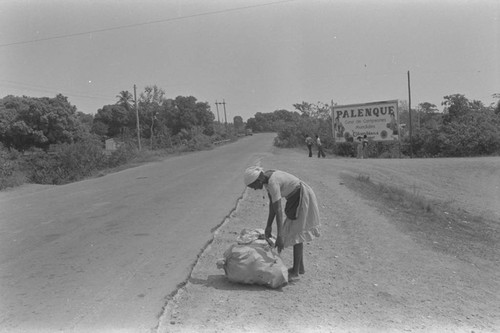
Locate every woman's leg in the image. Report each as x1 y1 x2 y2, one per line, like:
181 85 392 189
289 243 304 277
299 248 305 274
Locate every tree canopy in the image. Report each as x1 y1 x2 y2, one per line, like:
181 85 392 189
0 94 79 151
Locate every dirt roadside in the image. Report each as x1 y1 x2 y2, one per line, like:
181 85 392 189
157 150 500 333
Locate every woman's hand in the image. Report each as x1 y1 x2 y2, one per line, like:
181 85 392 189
275 235 284 253
265 225 272 239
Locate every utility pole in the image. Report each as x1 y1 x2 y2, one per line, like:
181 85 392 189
407 71 413 158
222 99 227 129
134 84 141 151
331 99 335 143
215 100 221 123
150 112 157 150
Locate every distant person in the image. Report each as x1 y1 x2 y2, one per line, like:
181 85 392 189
356 136 363 159
362 135 369 158
244 166 321 278
305 135 314 157
334 117 345 139
316 135 326 158
387 113 398 136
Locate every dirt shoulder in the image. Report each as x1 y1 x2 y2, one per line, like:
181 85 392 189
157 150 500 333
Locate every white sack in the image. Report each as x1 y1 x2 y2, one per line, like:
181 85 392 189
217 229 288 289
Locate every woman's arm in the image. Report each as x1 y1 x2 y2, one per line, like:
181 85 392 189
272 200 284 253
265 194 276 238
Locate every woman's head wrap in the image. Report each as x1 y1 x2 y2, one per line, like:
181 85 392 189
244 166 263 186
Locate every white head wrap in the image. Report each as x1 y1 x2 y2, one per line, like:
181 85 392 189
244 166 263 186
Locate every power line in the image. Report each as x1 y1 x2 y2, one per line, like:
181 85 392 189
0 79 113 101
0 0 296 48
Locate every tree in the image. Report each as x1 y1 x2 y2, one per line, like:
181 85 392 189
399 94 500 157
293 102 314 117
418 102 438 114
91 121 108 137
140 85 165 106
293 101 331 119
73 111 95 141
252 112 275 132
245 109 303 134
493 93 500 115
139 85 166 144
165 96 214 135
76 111 93 129
116 90 133 111
0 94 79 151
417 102 441 130
442 94 482 124
246 118 257 131
233 116 244 132
193 100 215 135
93 104 130 138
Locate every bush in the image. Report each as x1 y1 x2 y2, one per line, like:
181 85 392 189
104 142 138 168
23 152 60 184
0 144 26 190
22 137 105 185
274 124 299 148
372 141 403 159
332 142 355 157
273 117 333 150
172 127 214 152
187 132 213 151
53 139 106 182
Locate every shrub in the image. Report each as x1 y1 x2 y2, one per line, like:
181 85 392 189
187 130 213 151
274 124 299 148
104 142 138 168
53 139 106 182
0 144 26 190
332 142 355 157
22 137 105 185
23 152 60 184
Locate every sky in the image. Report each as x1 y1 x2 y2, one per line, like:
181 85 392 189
0 0 498 121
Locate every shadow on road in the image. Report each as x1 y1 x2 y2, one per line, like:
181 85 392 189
189 275 285 292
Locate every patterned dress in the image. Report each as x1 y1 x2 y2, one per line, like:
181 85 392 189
264 170 321 248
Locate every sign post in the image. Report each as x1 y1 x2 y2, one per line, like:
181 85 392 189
332 100 399 142
331 99 335 143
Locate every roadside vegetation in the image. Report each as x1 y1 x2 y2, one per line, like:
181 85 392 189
1 88 499 191
355 173 433 213
0 86 245 190
343 173 499 264
245 93 500 158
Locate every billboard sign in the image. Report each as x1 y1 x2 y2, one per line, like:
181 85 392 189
332 100 399 142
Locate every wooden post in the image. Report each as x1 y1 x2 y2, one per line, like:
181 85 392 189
407 71 413 158
331 99 335 143
134 84 141 151
222 99 227 129
215 100 220 123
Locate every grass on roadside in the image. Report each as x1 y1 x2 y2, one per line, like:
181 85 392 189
343 173 499 264
356 173 433 213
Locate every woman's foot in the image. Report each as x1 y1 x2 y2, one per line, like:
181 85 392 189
288 268 301 278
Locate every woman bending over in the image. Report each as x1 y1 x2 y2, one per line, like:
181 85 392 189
244 166 321 278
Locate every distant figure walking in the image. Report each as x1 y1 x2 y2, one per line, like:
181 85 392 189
316 135 326 158
305 135 314 157
362 135 369 158
356 136 363 159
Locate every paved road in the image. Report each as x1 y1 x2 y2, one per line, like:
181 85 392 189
0 133 275 332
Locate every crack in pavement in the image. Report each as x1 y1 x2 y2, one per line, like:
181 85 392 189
153 189 249 332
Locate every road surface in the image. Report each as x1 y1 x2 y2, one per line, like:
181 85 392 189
0 133 276 332
157 149 500 333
